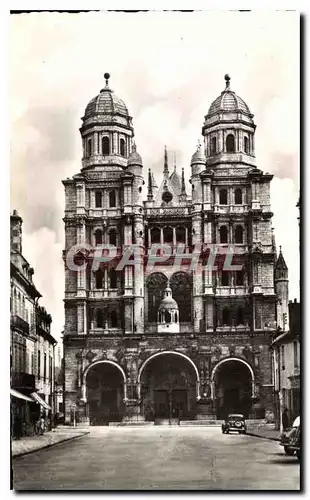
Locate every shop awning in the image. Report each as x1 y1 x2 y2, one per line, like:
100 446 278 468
30 392 51 410
10 388 33 402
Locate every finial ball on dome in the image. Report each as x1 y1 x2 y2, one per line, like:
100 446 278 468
224 73 230 81
104 72 110 80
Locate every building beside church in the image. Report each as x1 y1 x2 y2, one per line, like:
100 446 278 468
10 210 56 435
62 74 289 425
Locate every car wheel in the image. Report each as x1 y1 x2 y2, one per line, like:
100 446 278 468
284 446 295 456
296 450 300 461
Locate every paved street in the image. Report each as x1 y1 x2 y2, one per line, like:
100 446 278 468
12 426 300 490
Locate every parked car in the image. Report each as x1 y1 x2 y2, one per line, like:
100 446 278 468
222 414 247 434
280 415 300 459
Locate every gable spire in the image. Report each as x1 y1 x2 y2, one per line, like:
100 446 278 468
147 168 153 201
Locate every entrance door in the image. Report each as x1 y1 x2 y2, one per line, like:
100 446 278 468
224 388 239 415
154 390 169 418
172 390 187 418
101 389 119 423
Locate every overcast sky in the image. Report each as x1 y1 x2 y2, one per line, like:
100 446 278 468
10 11 300 342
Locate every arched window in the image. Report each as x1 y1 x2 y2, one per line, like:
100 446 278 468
120 138 126 157
95 229 103 245
219 189 228 205
221 271 229 286
236 307 244 325
95 270 103 289
147 273 168 322
219 226 228 244
176 226 186 244
110 269 117 289
151 227 161 244
244 136 249 153
163 226 173 243
234 188 242 205
109 228 117 246
222 308 231 326
95 191 102 208
170 272 192 322
110 310 118 328
226 134 235 153
109 190 116 207
87 138 92 157
211 136 217 154
236 270 244 286
235 225 244 244
102 136 110 155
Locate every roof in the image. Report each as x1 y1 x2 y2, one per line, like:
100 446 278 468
158 296 178 310
275 248 288 271
169 168 182 196
207 75 252 117
191 146 206 165
127 143 143 167
84 74 129 119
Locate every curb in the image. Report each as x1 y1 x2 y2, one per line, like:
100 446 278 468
12 431 90 459
246 431 280 442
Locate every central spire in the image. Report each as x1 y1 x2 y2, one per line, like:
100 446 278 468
164 145 169 177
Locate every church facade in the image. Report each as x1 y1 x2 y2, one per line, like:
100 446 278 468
62 74 289 425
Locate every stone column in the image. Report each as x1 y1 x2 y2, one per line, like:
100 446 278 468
113 132 117 154
173 227 176 247
94 132 98 155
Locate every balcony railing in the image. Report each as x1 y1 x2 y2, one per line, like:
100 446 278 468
11 314 30 334
215 286 250 296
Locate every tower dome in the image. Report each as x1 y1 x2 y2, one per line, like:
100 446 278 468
84 73 130 120
127 143 143 167
158 286 178 311
191 143 206 165
207 74 252 117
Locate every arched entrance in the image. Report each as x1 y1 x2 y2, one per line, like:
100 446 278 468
212 358 254 419
138 352 199 421
85 361 126 425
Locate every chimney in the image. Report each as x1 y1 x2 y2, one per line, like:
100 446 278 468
10 209 23 253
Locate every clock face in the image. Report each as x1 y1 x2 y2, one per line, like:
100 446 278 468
162 190 173 203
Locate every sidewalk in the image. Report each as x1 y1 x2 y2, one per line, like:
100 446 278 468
246 425 281 441
12 427 89 458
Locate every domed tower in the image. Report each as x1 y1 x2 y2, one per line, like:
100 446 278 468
157 286 179 334
80 73 134 172
202 74 256 167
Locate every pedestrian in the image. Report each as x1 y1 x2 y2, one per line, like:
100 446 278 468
282 408 289 431
39 415 45 435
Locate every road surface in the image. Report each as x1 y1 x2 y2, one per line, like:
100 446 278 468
12 426 300 490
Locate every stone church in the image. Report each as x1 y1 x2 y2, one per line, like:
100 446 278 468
63 73 289 425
